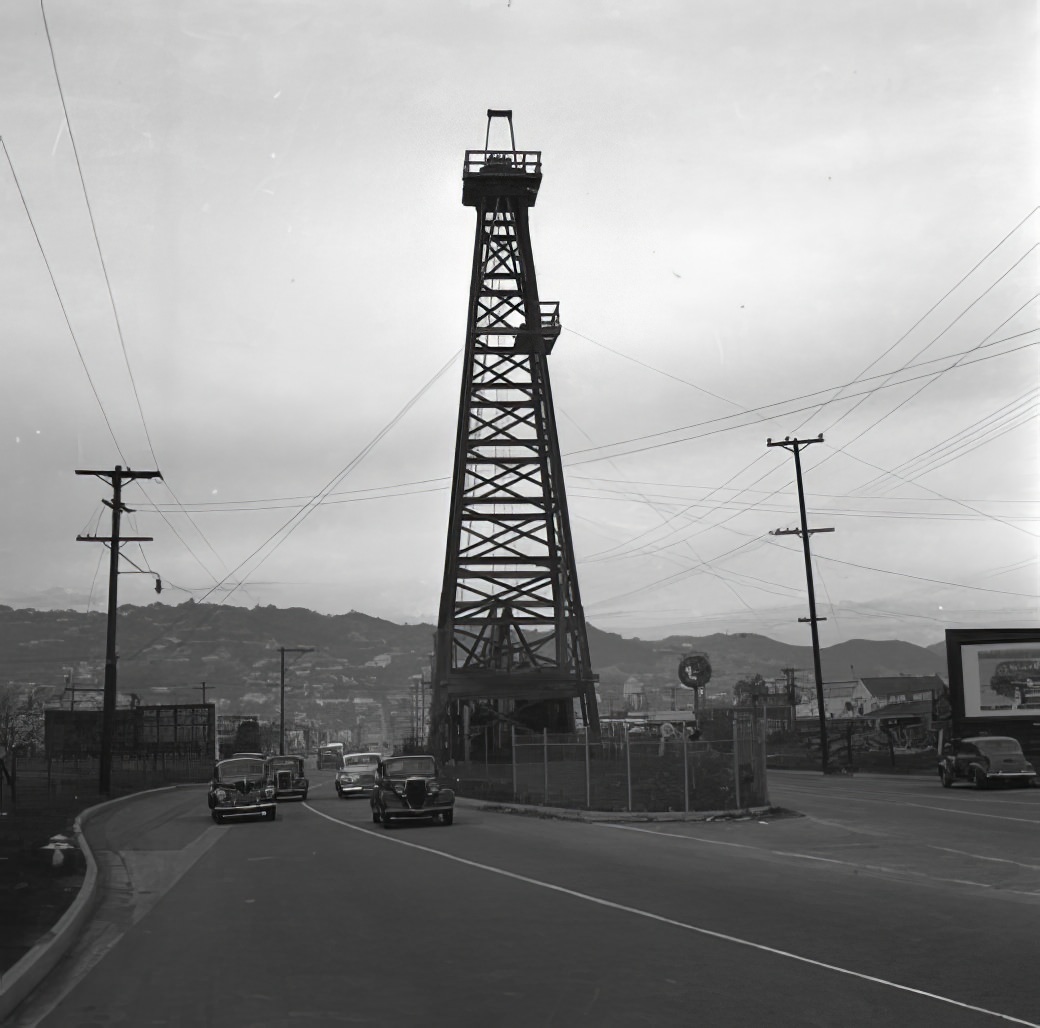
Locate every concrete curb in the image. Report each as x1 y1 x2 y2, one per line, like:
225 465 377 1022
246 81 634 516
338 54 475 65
0 786 175 1023
454 796 781 823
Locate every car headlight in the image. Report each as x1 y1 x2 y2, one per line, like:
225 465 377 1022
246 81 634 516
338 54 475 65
264 786 275 799
215 788 227 802
393 783 405 796
428 782 441 794
344 775 357 783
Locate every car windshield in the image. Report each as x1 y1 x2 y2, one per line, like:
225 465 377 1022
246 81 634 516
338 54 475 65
344 754 380 766
975 739 1024 755
383 757 436 778
268 758 300 770
217 759 266 781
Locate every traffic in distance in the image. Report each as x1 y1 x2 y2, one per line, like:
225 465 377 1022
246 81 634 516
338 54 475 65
205 749 456 829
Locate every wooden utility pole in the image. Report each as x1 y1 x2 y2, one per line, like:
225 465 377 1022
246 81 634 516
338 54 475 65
195 681 214 704
77 465 161 794
278 647 313 755
767 436 833 772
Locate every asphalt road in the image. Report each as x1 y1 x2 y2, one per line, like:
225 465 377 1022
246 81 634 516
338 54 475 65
9 770 1040 1028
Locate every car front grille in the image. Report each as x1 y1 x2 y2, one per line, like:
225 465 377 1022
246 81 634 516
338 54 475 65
404 778 427 809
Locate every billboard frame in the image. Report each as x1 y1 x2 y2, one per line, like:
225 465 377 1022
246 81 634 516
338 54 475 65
946 628 1040 723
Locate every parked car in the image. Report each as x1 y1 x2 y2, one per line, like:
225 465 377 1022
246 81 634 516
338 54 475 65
370 754 455 827
267 754 309 801
335 751 382 798
938 736 1037 789
208 756 277 823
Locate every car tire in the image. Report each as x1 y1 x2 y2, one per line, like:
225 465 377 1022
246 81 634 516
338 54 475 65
940 769 953 788
441 811 454 826
213 811 223 824
267 809 276 821
974 768 989 790
301 792 308 802
371 806 380 824
382 812 393 829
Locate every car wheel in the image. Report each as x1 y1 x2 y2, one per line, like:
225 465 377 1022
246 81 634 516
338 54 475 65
441 811 454 826
974 768 989 790
212 811 223 824
382 811 393 829
371 806 380 824
301 792 308 802
940 768 953 788
267 808 276 821
335 786 342 797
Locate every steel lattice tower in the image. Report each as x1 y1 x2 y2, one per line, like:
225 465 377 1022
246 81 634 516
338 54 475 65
431 111 600 760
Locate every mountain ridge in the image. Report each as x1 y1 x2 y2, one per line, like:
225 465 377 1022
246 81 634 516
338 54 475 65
0 602 949 717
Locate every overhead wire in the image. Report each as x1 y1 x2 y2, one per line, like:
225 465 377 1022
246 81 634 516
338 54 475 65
40 0 232 593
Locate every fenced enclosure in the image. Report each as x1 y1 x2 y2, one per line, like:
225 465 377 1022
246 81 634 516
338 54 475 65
449 709 769 813
0 753 214 822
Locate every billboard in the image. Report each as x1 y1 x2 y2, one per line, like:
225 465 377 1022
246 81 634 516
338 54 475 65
946 629 1040 720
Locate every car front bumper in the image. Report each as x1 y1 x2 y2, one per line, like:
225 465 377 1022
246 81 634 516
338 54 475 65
216 801 277 819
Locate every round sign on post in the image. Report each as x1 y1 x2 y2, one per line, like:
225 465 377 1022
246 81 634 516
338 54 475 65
678 654 712 689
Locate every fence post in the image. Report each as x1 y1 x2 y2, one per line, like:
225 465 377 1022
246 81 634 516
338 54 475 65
511 726 517 802
584 723 591 809
683 731 689 814
733 718 741 810
543 728 549 806
625 727 632 812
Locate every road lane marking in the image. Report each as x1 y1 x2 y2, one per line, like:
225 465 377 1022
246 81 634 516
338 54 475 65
930 846 1040 871
599 824 1007 891
303 802 1039 1027
905 802 1040 825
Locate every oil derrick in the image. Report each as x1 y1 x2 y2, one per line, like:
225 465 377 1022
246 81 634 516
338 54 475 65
431 111 600 762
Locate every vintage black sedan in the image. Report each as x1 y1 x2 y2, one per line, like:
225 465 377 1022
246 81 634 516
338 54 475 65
267 754 309 801
938 736 1037 789
208 756 277 823
370 755 455 827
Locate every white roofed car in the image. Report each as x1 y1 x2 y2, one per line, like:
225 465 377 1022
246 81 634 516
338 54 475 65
335 752 383 798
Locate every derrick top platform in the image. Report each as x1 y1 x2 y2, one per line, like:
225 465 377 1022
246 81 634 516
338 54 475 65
462 109 543 207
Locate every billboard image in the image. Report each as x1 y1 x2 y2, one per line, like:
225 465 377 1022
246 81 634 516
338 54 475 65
958 639 1040 718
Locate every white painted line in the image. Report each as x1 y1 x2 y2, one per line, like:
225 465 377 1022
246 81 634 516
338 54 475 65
601 823 999 890
930 846 1040 872
906 802 1040 825
303 803 1040 1026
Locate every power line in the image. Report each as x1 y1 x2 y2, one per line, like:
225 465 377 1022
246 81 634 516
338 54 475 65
0 138 126 461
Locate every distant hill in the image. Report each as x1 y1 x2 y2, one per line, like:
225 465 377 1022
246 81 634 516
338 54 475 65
0 603 948 717
585 624 947 699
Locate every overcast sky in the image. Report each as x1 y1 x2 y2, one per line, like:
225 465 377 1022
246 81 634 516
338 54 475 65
0 0 1036 648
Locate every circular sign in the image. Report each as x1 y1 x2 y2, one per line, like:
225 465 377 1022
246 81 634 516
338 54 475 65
678 654 712 688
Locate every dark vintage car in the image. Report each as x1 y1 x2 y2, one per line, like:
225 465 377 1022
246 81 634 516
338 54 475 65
335 751 382 798
208 756 277 823
370 755 455 827
267 754 309 801
938 736 1037 789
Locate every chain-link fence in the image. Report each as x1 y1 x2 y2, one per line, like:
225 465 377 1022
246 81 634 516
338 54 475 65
0 753 213 821
448 709 769 813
